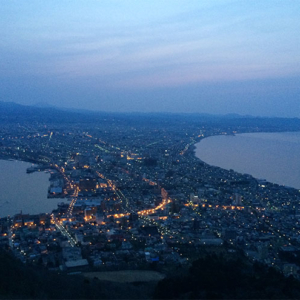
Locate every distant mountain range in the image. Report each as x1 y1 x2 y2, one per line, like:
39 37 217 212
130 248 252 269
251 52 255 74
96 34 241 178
0 101 95 123
0 101 253 119
1 101 300 130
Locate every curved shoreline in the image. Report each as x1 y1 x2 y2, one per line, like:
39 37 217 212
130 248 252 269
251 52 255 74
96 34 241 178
193 131 300 190
0 159 65 218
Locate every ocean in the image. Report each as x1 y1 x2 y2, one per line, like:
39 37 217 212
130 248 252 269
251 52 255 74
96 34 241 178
195 132 300 190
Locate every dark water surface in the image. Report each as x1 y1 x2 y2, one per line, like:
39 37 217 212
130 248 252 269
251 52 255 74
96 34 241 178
195 132 300 190
0 160 65 218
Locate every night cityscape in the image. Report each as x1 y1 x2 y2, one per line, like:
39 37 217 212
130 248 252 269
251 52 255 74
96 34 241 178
1 1 300 298
1 103 300 298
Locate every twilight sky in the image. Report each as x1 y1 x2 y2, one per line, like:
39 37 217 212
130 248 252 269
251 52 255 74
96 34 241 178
1 0 300 117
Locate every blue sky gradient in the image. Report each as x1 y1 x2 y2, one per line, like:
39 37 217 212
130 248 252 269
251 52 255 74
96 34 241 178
1 0 300 116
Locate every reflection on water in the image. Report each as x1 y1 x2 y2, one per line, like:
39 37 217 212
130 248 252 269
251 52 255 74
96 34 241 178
195 132 300 190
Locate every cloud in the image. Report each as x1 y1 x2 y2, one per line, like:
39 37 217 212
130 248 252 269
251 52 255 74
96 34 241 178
1 0 300 117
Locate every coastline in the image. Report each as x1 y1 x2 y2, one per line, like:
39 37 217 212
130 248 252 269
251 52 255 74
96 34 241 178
0 159 65 218
193 131 300 190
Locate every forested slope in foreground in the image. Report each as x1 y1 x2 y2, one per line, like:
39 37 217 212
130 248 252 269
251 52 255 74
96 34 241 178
154 253 300 299
0 250 154 299
2 249 300 299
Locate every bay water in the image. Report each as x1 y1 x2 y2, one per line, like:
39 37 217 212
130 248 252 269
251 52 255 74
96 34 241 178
0 160 65 218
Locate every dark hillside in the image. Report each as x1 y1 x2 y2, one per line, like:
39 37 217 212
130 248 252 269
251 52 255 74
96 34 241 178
154 253 300 299
0 250 153 299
